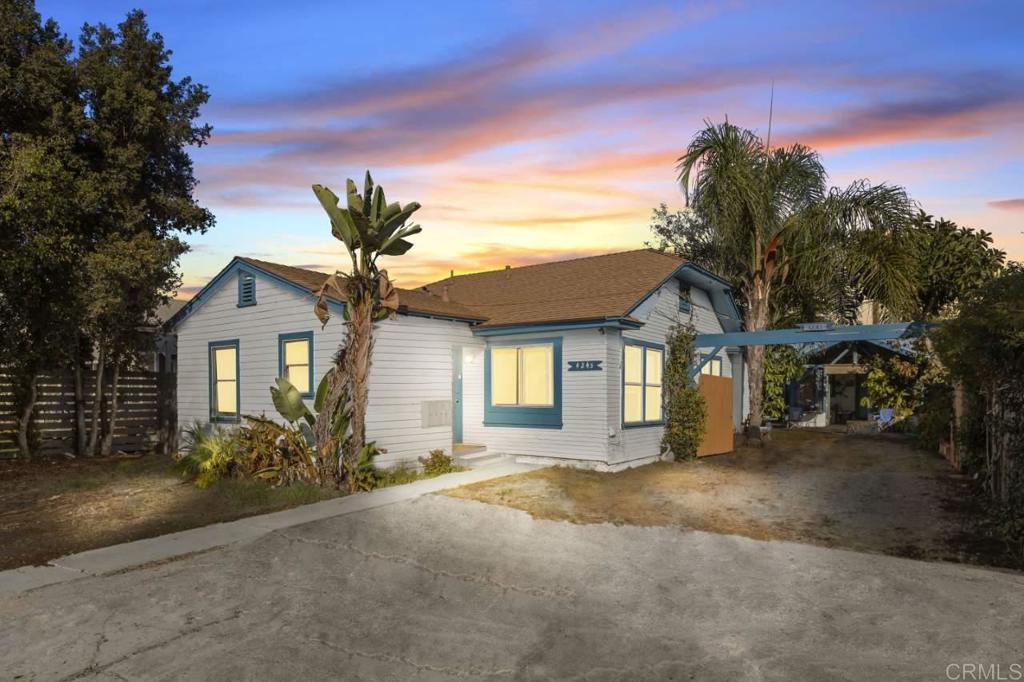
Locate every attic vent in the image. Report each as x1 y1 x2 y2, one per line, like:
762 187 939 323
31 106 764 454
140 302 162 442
678 292 692 314
238 272 257 307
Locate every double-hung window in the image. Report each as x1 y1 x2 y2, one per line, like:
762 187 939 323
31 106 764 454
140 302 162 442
485 338 562 428
279 332 313 397
209 340 239 422
623 340 664 426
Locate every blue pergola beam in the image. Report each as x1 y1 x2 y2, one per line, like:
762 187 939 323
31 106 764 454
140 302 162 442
693 322 926 348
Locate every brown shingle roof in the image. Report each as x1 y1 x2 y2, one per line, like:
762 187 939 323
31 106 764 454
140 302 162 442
239 249 694 328
238 257 486 321
423 248 687 328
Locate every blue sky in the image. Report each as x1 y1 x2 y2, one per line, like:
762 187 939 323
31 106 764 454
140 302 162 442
40 0 1024 295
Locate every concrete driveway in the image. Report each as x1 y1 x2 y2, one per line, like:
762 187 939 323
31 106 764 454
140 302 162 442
3 494 1023 682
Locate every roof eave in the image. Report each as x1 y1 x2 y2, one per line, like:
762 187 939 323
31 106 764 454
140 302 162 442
472 316 642 337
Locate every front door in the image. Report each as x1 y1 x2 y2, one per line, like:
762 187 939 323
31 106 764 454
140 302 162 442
451 346 463 443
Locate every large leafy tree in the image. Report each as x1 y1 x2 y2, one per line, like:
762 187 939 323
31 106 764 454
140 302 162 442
73 10 212 455
0 0 84 456
311 173 421 491
901 210 1005 320
674 122 916 429
0 3 211 457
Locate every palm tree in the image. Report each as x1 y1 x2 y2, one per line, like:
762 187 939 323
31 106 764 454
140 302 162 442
676 122 916 431
311 172 421 490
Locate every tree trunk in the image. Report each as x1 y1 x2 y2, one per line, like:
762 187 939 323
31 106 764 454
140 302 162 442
743 289 770 430
314 354 348 487
73 338 88 456
15 373 39 458
100 362 121 456
343 294 374 492
85 344 106 457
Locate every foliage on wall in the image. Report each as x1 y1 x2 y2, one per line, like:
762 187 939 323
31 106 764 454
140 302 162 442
661 325 706 460
762 345 803 421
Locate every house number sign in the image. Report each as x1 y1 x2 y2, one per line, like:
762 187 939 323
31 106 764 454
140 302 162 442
568 360 603 371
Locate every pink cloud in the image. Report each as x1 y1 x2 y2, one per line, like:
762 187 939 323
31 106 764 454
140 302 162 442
783 79 1024 150
989 198 1024 211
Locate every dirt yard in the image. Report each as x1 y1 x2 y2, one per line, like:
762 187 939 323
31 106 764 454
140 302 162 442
0 454 344 570
448 430 1017 569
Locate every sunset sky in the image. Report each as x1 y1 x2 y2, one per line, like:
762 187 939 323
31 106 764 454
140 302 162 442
43 0 1024 297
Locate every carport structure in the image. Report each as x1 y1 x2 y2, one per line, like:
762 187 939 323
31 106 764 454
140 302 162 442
688 321 927 447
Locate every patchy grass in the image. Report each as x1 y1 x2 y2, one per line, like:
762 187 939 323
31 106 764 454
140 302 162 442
206 478 338 509
447 430 1020 570
0 454 346 570
0 451 469 571
375 462 467 488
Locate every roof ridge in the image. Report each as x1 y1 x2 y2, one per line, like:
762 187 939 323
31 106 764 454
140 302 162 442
237 256 439 296
428 247 680 285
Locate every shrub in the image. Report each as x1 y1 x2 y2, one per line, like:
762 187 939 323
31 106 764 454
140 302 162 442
233 415 319 487
915 384 953 452
177 422 240 488
419 449 456 475
374 462 421 487
661 325 706 460
344 441 383 492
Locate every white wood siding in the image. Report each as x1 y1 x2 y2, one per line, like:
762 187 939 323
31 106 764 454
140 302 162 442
460 329 610 462
175 268 476 467
175 268 743 470
607 279 734 465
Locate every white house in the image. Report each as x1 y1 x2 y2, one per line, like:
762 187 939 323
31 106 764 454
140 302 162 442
169 249 747 471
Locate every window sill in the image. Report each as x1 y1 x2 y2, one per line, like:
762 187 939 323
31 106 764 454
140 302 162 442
484 420 563 430
210 415 241 424
236 301 257 308
622 420 665 429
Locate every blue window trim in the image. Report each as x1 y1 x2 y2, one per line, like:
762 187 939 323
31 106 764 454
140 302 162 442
209 339 240 423
237 270 257 308
622 337 665 429
678 294 692 314
278 331 314 398
484 336 562 429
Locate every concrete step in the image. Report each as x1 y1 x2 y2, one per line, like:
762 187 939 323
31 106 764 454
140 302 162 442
455 450 508 469
453 443 487 457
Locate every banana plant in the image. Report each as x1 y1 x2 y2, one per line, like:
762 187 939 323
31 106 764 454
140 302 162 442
269 377 314 426
310 172 422 492
269 371 351 486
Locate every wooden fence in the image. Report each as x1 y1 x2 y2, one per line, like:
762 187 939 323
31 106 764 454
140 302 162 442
0 369 175 458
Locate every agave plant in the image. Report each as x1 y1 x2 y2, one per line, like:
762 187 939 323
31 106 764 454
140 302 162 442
177 422 239 489
310 172 422 492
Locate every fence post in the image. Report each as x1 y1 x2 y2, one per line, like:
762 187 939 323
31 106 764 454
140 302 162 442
157 370 178 456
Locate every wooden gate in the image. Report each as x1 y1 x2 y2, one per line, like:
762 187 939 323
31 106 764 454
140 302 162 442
697 374 733 457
